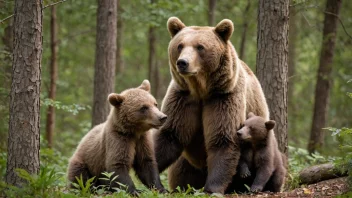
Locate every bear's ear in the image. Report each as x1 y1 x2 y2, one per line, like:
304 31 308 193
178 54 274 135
108 93 125 106
167 17 186 38
138 79 151 92
265 120 276 130
215 19 234 42
247 112 255 119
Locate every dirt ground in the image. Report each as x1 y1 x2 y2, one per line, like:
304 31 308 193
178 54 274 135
228 177 350 198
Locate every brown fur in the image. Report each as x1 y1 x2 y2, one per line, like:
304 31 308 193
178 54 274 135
154 17 269 194
228 112 286 193
67 80 167 195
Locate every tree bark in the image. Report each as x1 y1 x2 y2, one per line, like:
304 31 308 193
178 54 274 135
256 0 289 155
148 26 157 98
45 5 58 149
92 0 117 127
6 0 42 186
308 0 342 154
208 0 216 26
239 0 251 60
148 0 158 98
288 1 297 139
116 0 124 73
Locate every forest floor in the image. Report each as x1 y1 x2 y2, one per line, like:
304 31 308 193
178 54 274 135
228 177 350 198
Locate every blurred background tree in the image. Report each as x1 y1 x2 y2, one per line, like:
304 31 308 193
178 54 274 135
0 0 351 180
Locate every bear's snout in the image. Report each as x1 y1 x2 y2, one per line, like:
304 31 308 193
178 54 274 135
159 115 168 124
237 130 242 136
176 59 189 73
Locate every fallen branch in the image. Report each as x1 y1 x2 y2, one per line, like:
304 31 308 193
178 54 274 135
0 0 68 24
299 163 347 185
324 11 352 40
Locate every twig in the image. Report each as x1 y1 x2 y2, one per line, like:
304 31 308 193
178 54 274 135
0 14 14 24
0 0 68 24
324 11 352 40
43 0 67 10
301 12 318 29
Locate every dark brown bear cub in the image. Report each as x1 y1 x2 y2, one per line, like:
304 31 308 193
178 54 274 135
67 80 167 195
235 112 286 193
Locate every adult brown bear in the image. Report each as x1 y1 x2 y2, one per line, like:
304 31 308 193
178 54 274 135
153 17 270 194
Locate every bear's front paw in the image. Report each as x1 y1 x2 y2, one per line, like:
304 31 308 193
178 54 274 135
157 188 169 194
130 189 142 197
239 168 251 178
250 185 263 193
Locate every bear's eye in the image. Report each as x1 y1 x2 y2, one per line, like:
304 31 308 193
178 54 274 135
140 105 149 112
177 44 183 52
154 103 158 107
196 45 204 51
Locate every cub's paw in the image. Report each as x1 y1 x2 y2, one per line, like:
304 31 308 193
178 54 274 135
239 168 251 178
250 185 263 193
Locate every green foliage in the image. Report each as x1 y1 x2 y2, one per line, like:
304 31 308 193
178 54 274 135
71 175 95 197
326 127 352 185
286 145 333 189
2 166 63 198
41 98 90 116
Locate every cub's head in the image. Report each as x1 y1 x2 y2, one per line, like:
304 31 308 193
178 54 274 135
237 112 276 143
167 17 234 77
108 80 167 131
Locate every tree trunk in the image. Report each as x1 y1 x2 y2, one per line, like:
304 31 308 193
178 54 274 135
45 5 58 149
147 0 158 98
116 0 124 73
308 0 342 154
239 0 251 60
287 1 297 137
6 0 42 186
92 0 117 127
148 26 157 98
208 0 216 26
256 0 289 155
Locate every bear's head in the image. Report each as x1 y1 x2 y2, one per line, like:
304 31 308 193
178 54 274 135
236 112 276 143
166 17 236 97
108 80 167 132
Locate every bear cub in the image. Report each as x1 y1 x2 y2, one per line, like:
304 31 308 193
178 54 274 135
67 80 167 195
236 112 286 192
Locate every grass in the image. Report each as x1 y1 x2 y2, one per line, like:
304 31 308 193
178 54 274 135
0 145 342 198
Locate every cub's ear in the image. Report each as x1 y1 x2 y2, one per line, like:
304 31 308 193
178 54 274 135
215 19 234 42
265 120 276 130
138 79 151 92
108 93 125 106
247 112 255 119
167 17 186 38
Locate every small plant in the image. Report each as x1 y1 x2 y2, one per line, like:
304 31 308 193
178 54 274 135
2 166 62 198
71 175 95 197
325 127 352 185
285 145 332 190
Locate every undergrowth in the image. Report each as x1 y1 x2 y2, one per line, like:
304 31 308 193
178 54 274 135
0 140 349 197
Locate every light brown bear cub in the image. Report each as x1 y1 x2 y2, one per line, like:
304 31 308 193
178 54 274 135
67 80 167 195
235 112 286 192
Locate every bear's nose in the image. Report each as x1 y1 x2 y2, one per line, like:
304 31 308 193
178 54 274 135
176 59 189 71
159 115 167 124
